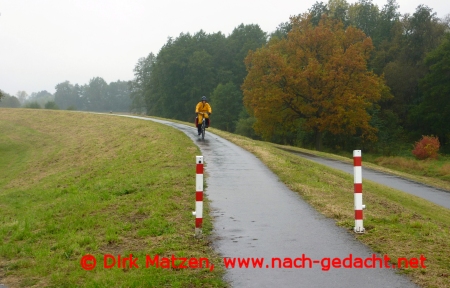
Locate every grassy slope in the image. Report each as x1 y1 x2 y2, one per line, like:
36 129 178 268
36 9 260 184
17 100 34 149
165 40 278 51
0 109 225 287
271 144 450 192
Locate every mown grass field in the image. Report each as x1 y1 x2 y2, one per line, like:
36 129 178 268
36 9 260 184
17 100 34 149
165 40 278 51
0 109 226 287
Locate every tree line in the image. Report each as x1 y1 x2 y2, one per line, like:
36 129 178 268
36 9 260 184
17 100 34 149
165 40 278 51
128 0 450 153
2 0 449 154
0 77 131 112
129 24 267 134
53 78 130 111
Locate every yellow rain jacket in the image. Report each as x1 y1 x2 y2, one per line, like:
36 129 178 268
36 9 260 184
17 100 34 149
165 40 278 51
195 101 212 125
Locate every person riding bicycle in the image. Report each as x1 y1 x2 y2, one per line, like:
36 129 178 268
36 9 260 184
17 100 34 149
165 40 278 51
195 96 212 136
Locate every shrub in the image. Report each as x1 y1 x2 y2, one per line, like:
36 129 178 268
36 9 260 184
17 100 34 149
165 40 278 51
24 101 41 109
412 135 440 160
44 101 59 110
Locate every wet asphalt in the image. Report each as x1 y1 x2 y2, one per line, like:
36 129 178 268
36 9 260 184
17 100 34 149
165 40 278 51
119 115 419 288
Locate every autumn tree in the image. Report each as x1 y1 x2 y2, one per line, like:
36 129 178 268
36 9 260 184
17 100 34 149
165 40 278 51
242 14 389 150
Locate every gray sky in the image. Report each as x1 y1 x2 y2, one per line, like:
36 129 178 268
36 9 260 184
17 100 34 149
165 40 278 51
0 0 449 97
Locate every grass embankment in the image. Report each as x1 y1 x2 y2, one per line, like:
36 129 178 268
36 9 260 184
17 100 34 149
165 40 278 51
0 109 226 287
269 145 450 193
372 155 450 187
206 127 450 288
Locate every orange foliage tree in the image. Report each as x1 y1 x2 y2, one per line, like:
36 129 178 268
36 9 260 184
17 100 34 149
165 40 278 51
242 14 390 150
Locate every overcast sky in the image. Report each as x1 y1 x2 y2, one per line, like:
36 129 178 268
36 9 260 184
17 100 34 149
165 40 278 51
0 0 449 97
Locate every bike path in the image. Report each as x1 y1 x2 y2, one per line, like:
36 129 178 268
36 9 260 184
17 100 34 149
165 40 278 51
119 115 418 288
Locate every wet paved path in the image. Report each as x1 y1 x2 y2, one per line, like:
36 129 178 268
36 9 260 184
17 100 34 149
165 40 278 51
279 149 450 210
120 115 418 288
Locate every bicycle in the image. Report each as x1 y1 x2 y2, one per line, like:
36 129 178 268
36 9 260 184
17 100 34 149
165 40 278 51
201 118 206 140
197 112 208 140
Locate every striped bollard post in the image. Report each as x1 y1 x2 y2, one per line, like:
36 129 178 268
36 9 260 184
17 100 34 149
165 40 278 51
193 156 203 238
353 150 365 233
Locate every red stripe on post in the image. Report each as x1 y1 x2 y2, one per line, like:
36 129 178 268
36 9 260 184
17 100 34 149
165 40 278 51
354 157 362 167
355 210 363 220
196 191 203 201
196 164 203 174
354 183 362 193
195 218 203 228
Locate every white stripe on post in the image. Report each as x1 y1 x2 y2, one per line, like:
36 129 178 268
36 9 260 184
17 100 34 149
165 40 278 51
194 156 203 237
353 150 365 233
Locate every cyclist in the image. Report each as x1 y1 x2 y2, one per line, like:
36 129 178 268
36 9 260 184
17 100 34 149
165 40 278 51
195 96 212 136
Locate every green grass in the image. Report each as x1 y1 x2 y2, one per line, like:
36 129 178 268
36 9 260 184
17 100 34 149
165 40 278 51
0 109 225 287
269 144 450 192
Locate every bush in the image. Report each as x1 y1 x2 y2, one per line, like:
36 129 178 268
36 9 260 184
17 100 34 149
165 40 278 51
235 116 259 139
44 101 59 110
24 101 41 109
412 135 440 160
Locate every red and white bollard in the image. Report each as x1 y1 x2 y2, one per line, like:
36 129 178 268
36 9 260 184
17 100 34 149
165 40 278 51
353 150 365 233
193 156 203 237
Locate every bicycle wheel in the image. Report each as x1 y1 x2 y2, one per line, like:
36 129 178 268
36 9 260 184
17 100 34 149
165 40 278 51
201 120 205 140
